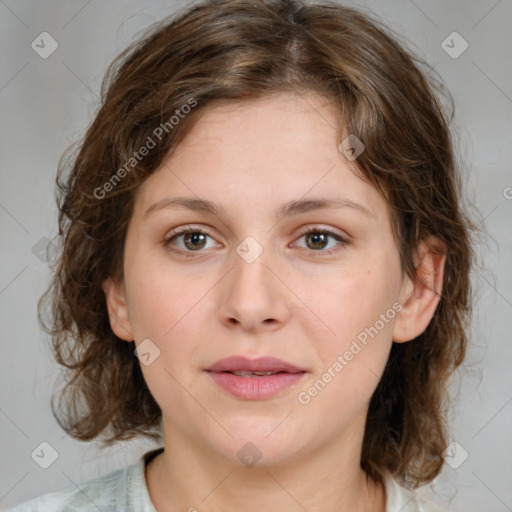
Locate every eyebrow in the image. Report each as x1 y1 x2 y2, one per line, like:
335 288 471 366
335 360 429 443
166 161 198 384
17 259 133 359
144 196 375 219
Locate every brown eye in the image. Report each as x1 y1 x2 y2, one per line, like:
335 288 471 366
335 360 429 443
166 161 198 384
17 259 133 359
164 228 217 252
182 232 208 250
305 232 329 250
294 228 348 254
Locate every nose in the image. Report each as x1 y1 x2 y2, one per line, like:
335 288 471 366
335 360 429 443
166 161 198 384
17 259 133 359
217 246 291 333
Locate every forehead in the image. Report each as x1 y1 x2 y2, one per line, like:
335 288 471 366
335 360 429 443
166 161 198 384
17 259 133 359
133 93 389 227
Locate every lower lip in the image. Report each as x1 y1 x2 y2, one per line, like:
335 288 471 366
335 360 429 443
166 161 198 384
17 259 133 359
206 371 306 400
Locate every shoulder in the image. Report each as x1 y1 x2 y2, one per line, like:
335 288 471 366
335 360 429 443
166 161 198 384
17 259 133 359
7 448 163 512
384 473 445 512
7 466 126 512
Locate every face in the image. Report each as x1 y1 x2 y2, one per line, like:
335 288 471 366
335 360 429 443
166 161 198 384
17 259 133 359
104 93 424 468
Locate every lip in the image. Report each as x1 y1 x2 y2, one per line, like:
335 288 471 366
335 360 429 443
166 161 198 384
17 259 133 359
205 355 306 373
205 356 307 400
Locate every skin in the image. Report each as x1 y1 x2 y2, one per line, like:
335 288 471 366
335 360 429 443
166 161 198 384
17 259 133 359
103 92 446 512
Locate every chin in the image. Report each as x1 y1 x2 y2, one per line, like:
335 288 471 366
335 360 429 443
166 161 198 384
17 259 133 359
209 425 307 469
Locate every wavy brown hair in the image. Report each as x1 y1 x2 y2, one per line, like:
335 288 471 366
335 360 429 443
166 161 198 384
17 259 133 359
39 0 477 489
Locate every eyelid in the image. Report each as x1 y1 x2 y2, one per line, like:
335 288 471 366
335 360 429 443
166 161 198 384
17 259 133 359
294 224 350 241
165 224 349 240
164 224 219 240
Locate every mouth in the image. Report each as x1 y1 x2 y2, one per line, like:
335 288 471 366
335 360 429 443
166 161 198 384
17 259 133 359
205 356 307 400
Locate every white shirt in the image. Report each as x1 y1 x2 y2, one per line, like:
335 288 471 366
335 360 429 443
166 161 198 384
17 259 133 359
8 447 443 511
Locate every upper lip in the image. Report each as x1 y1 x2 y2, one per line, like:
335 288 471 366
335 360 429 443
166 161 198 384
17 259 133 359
205 356 306 373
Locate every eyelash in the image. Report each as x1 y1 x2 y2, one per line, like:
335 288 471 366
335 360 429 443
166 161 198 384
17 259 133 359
163 226 349 257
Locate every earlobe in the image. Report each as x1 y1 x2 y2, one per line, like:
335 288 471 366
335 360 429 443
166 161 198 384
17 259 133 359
392 235 447 343
102 276 134 341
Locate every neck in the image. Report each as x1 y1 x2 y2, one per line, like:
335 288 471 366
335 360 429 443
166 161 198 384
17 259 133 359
145 422 386 512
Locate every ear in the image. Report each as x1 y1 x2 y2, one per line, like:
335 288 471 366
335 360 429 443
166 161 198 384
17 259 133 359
102 276 134 341
393 235 447 343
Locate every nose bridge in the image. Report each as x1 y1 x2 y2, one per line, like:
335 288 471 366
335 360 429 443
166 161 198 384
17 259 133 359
218 235 289 330
230 239 275 304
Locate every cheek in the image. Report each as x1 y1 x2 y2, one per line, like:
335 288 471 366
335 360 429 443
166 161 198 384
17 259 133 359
125 248 199 339
299 263 399 343
294 273 397 416
297 259 400 402
128 272 209 412
125 259 220 377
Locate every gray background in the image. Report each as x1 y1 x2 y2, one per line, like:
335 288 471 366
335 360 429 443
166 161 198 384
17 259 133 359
1 0 511 510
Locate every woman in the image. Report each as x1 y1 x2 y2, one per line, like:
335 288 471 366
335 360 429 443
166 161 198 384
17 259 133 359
10 0 475 510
